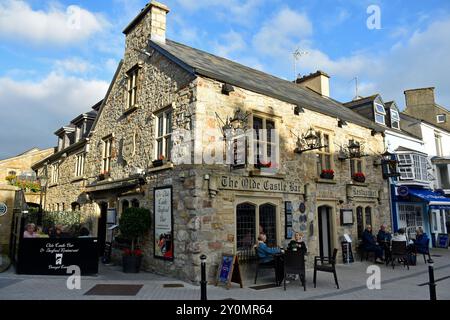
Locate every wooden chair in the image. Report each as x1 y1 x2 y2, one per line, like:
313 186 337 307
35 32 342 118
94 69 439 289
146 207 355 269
254 246 277 284
416 239 433 264
283 250 306 291
313 248 339 289
390 241 409 270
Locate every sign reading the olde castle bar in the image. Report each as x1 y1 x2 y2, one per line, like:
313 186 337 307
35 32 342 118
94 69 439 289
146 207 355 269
347 185 378 198
219 176 303 194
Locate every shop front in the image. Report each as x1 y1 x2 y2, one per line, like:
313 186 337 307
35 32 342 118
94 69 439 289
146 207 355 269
392 186 450 247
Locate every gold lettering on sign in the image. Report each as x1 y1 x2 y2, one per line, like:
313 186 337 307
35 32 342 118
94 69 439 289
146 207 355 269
219 176 303 194
347 186 378 198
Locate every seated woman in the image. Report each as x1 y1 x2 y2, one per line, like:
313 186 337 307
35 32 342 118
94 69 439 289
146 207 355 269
414 227 430 254
392 228 407 242
287 232 307 255
256 233 281 264
23 223 38 238
362 225 384 264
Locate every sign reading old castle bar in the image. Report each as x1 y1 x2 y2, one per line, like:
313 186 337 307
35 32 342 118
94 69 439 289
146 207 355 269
219 176 303 194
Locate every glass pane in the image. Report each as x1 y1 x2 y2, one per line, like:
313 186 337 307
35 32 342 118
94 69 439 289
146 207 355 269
375 114 385 124
375 103 386 114
236 203 256 251
165 112 172 134
253 117 263 140
259 204 277 247
323 134 330 152
357 207 364 240
157 139 163 158
350 160 355 177
365 207 372 226
317 154 323 175
357 160 362 173
165 136 172 160
158 115 164 137
266 120 275 144
325 155 331 170
391 110 400 121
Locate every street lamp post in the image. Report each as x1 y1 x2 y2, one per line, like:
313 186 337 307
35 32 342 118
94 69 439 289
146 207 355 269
38 175 48 226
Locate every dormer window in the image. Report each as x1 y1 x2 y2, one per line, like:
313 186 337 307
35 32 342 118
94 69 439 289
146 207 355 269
390 109 400 129
437 114 446 123
374 102 386 125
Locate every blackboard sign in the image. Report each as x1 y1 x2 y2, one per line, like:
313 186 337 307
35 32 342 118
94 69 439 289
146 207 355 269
437 233 449 249
216 254 243 289
341 241 354 264
285 201 293 239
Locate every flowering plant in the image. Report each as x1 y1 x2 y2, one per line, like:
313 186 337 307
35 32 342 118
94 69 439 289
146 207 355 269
320 169 334 179
158 154 165 161
123 248 143 257
352 172 366 182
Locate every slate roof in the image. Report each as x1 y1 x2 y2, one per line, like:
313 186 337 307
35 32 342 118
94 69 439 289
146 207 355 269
343 94 379 109
149 40 385 132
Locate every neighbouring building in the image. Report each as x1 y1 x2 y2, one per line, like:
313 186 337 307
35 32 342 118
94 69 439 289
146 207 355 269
346 91 450 245
34 1 390 282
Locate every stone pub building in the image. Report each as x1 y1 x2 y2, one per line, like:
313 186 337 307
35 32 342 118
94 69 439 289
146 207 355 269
34 1 390 282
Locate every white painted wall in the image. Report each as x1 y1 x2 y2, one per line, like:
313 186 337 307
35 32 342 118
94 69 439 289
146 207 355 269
421 122 450 157
385 129 425 153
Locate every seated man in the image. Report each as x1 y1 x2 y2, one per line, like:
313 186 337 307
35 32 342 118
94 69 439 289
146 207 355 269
377 224 392 243
362 225 384 264
256 233 281 264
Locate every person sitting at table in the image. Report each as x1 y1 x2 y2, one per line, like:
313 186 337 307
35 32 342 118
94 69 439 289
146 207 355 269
23 223 38 238
362 225 384 264
377 224 392 243
288 232 307 255
414 227 430 255
392 228 407 242
256 233 281 264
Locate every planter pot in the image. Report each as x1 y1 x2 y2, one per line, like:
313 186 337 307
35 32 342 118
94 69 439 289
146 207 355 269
353 176 366 183
320 173 334 180
152 159 165 167
122 255 142 273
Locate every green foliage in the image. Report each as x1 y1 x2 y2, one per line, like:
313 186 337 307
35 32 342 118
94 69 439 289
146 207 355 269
119 207 151 250
42 211 82 230
6 177 41 193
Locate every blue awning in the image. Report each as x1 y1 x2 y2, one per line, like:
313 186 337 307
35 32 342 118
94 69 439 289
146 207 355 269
408 188 450 209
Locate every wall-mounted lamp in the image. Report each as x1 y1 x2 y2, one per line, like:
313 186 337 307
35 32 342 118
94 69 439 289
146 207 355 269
338 119 348 128
222 83 235 95
294 105 304 115
338 140 367 161
380 150 400 179
294 128 326 154
215 108 250 138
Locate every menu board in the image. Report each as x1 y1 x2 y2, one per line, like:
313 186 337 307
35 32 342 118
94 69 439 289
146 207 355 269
154 186 174 261
285 202 293 239
215 254 243 289
437 233 449 249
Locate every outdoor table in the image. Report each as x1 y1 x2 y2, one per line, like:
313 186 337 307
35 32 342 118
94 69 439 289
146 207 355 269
274 253 285 286
380 240 391 264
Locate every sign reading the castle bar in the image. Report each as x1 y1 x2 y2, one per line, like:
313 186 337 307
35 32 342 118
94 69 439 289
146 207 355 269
219 176 302 194
347 185 378 198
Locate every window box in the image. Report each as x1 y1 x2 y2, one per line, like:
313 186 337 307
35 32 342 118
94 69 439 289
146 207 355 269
98 172 110 181
152 159 166 167
320 170 334 180
352 173 366 183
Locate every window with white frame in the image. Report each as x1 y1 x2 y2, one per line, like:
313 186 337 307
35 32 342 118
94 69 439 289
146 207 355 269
126 67 139 110
75 153 85 177
316 131 332 176
155 108 173 160
390 109 400 129
102 136 113 173
252 116 278 169
50 163 59 184
374 102 386 125
397 153 428 182
437 114 446 123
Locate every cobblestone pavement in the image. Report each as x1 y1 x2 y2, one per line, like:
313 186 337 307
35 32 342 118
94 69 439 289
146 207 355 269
0 249 449 300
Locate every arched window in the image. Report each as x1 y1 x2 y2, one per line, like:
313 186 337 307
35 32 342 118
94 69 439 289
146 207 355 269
236 203 256 251
122 200 129 212
356 206 364 240
131 199 140 208
259 203 277 247
365 207 372 227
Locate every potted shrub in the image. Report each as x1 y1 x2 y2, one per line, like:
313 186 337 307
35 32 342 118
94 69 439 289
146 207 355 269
352 172 366 183
152 155 166 167
119 207 151 273
320 169 334 179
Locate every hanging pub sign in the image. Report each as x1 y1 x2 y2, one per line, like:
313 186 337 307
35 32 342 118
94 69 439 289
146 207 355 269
0 202 7 216
154 186 174 261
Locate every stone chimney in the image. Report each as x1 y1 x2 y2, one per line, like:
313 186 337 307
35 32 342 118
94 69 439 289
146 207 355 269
123 1 170 44
295 71 330 98
404 87 435 108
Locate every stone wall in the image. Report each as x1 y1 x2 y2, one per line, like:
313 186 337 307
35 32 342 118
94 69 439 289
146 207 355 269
0 185 18 254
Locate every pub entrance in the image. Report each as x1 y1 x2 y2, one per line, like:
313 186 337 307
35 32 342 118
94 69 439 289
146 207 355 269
98 202 108 256
318 205 332 258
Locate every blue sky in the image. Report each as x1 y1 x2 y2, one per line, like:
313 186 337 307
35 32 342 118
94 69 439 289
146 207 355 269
1 0 450 159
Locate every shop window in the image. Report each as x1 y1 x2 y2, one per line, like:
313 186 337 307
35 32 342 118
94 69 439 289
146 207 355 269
236 203 256 251
259 203 277 247
365 207 372 227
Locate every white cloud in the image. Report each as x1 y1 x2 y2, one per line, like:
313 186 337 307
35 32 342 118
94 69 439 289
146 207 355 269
0 0 108 45
253 8 313 58
54 58 93 74
0 72 108 158
213 30 247 58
